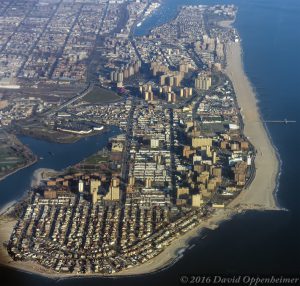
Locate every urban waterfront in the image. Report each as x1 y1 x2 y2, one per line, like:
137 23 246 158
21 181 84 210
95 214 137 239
1 0 300 285
0 127 121 211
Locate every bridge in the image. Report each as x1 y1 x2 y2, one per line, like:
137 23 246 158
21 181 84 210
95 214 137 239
264 119 296 124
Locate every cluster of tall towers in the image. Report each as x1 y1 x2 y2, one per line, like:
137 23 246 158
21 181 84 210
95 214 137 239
150 61 193 88
194 73 212 90
79 177 121 204
110 60 142 86
140 84 193 103
140 84 154 101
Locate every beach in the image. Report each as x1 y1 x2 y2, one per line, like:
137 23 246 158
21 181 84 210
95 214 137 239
0 20 281 280
115 208 235 276
98 36 281 276
0 208 237 279
0 215 61 277
31 168 60 188
225 40 279 211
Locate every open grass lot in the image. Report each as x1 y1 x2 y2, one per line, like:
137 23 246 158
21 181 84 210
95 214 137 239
83 153 109 164
200 122 228 135
0 154 24 171
84 86 122 104
0 132 28 176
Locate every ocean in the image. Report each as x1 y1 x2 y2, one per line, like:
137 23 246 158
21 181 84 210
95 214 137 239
1 0 300 285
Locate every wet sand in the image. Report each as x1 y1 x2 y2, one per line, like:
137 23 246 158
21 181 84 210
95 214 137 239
31 168 59 188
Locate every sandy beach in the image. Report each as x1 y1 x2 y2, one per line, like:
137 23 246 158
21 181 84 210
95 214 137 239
31 168 60 188
225 40 279 211
0 20 281 280
0 215 59 277
116 208 235 276
0 208 237 279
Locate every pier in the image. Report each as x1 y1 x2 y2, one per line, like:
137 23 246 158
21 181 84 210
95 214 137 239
264 119 296 124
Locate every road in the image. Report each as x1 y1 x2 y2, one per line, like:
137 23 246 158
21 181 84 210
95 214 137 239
48 4 84 79
45 82 94 116
128 1 152 62
0 3 34 54
120 97 136 186
16 0 64 77
168 108 177 201
116 96 136 251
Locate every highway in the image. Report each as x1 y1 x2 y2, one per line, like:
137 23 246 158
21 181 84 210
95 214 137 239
46 82 94 116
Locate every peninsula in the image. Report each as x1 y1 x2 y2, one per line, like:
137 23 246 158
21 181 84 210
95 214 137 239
0 1 279 278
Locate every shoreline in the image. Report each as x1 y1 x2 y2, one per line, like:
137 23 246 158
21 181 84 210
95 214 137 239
224 40 280 211
15 125 110 145
220 20 282 211
0 156 37 183
0 208 239 279
261 115 283 209
30 168 61 188
0 167 57 215
0 19 282 280
0 125 113 185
